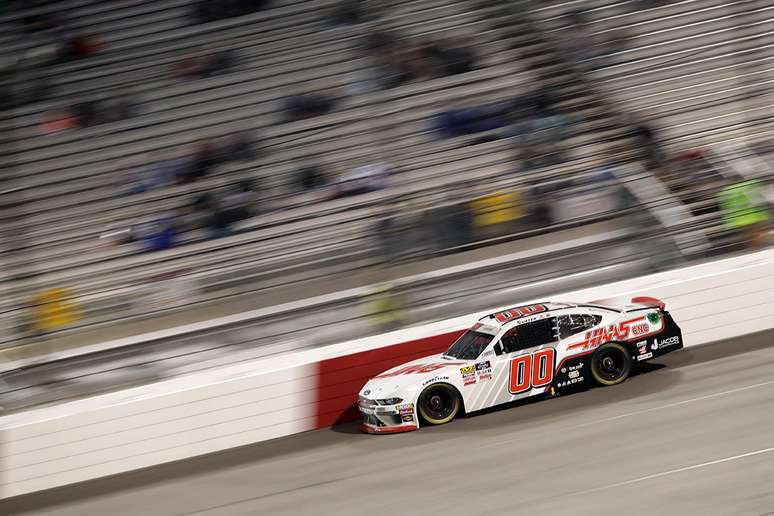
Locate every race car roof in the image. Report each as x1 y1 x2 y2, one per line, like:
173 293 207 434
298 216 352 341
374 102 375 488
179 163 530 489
479 302 572 325
478 301 620 328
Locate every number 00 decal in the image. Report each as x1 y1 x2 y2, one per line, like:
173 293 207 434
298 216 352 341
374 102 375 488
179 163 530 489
508 348 556 394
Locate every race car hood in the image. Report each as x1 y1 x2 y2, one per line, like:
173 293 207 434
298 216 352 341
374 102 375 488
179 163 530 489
359 354 466 399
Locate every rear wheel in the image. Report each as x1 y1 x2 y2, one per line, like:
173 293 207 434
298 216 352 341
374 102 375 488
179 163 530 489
591 342 632 386
418 383 461 425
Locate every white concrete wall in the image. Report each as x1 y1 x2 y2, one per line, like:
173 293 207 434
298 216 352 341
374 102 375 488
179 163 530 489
2 249 773 499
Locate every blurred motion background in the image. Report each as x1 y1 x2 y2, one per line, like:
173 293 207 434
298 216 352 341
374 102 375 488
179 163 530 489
0 0 772 411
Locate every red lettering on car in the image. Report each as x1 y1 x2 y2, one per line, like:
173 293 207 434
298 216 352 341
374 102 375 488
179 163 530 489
494 304 548 323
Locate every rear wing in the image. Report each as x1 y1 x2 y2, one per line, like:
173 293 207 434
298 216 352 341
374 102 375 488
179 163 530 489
629 296 666 310
587 296 666 312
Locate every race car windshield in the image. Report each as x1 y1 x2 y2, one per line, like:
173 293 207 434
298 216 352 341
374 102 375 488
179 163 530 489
444 331 493 360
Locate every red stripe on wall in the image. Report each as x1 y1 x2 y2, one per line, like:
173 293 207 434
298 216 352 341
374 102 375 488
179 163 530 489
314 330 464 428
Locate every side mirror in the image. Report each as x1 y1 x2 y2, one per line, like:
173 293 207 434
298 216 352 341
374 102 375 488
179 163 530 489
493 342 503 356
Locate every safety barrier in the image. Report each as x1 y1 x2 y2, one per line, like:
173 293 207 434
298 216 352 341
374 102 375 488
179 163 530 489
1 248 773 499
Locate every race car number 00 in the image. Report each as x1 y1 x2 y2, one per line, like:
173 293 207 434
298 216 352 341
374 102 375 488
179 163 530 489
509 348 555 394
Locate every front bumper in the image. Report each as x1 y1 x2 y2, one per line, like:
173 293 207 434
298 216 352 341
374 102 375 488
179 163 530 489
360 421 418 434
358 399 418 434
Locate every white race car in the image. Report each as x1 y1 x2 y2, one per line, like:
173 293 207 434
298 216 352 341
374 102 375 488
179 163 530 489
358 297 683 433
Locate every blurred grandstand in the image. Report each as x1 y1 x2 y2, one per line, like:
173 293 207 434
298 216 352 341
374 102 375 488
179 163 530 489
0 0 772 365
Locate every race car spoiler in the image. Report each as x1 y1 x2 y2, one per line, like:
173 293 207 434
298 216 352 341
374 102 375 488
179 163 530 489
588 296 666 311
629 296 666 310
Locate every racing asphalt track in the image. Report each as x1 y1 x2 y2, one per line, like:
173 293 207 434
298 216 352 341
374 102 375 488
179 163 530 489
4 330 774 516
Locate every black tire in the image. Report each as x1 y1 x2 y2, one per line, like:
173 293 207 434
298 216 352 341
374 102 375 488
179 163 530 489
417 383 461 425
591 342 632 386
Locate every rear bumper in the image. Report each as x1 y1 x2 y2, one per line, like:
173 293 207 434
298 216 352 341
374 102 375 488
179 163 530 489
636 311 684 361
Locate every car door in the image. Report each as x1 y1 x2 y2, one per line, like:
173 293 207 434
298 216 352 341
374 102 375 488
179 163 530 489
464 318 558 412
500 317 559 397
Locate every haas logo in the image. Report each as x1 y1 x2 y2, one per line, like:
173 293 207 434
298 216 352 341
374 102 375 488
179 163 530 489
568 316 652 351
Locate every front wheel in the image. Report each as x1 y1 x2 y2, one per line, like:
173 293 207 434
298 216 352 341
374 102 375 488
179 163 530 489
591 342 632 386
417 383 461 425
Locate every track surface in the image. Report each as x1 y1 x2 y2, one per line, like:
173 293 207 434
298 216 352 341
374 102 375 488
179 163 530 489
4 331 774 516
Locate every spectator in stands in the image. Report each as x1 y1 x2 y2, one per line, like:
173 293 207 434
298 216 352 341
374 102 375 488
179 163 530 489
127 153 179 194
39 108 78 135
525 180 554 228
297 162 328 191
559 9 596 71
437 100 511 138
500 90 577 168
67 93 139 129
331 161 391 198
283 90 339 122
217 131 257 162
435 38 477 76
173 55 206 80
203 48 239 76
172 47 239 81
188 139 219 182
635 0 671 9
19 9 67 39
73 98 101 128
103 91 141 122
719 179 772 248
191 0 269 24
627 116 664 170
330 0 365 26
193 193 234 239
601 28 630 57
434 196 474 249
136 215 178 252
222 179 259 221
363 25 398 54
58 33 106 61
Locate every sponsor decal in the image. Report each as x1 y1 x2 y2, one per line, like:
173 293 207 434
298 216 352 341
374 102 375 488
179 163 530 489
475 360 493 381
568 362 583 371
637 352 653 361
422 375 450 386
397 403 414 415
401 414 415 423
631 323 649 336
493 304 548 323
561 367 567 373
557 377 584 388
651 341 658 350
460 365 475 375
656 336 680 348
568 370 580 379
638 345 648 355
647 312 661 324
567 316 656 352
463 376 477 386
